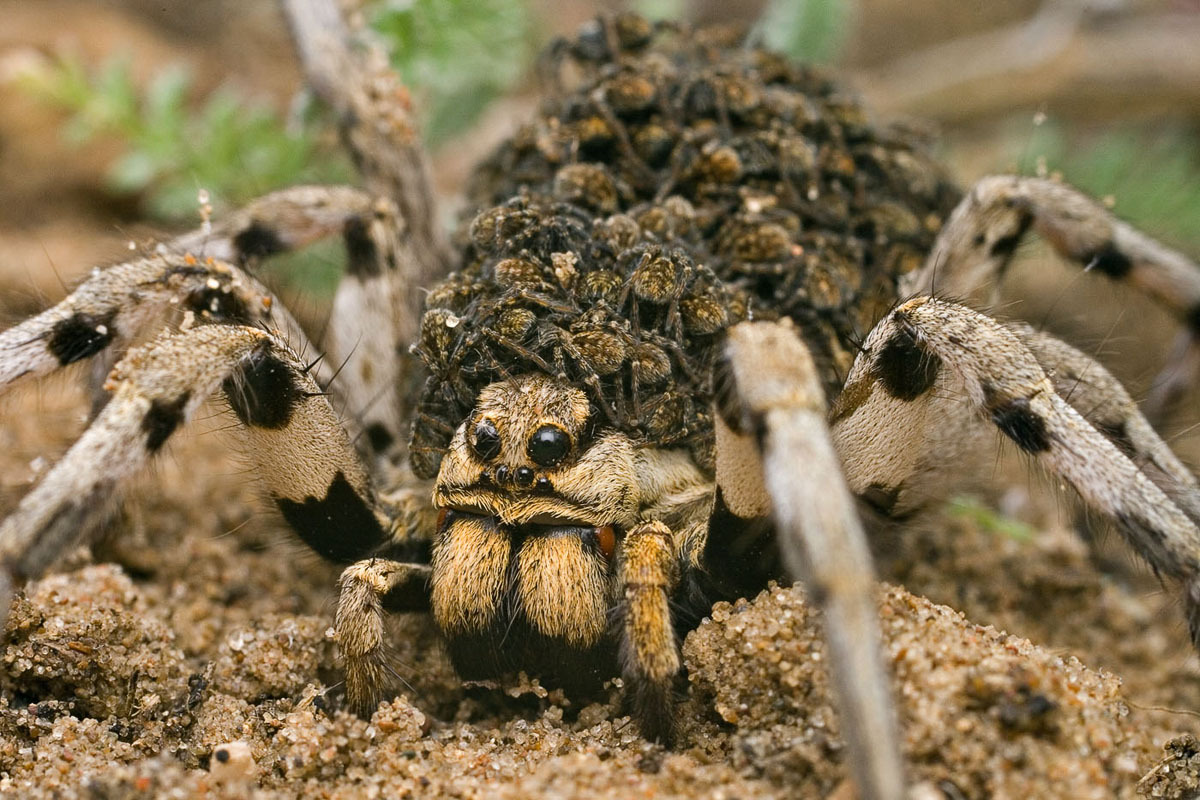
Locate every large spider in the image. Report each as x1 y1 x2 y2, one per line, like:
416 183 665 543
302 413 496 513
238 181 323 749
2 2 1199 798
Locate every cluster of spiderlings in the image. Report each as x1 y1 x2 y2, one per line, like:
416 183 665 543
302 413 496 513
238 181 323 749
409 14 961 479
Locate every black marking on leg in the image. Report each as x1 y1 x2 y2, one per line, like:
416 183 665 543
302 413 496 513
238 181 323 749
625 666 677 746
344 216 381 277
1093 418 1136 459
364 423 395 453
872 315 941 401
1083 242 1133 280
275 471 387 563
614 598 680 746
1186 304 1200 337
233 222 286 261
184 285 252 323
142 392 191 453
987 212 1033 260
701 488 782 600
713 356 749 434
223 342 302 429
983 383 1052 453
859 483 902 517
46 310 117 366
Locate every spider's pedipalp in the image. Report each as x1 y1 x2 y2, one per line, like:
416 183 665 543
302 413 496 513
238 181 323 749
835 297 1200 644
0 324 391 628
713 319 905 800
903 175 1200 421
615 520 681 745
336 558 431 716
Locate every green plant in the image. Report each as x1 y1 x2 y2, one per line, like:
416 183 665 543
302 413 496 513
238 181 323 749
754 0 855 65
1020 122 1200 251
369 0 535 144
947 495 1036 542
20 53 352 221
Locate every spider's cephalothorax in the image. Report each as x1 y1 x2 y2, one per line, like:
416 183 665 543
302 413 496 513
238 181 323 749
429 375 711 697
4 4 1200 800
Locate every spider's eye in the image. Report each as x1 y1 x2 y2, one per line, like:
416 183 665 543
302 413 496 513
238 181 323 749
528 425 571 467
472 419 502 461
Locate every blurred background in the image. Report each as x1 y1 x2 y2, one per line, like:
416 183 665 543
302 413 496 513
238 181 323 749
0 0 1197 450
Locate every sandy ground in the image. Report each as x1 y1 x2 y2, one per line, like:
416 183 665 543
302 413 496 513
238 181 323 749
1 396 1200 798
3 2 1200 798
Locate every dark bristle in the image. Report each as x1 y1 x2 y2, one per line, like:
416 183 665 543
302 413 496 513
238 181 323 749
343 216 382 277
985 388 1052 454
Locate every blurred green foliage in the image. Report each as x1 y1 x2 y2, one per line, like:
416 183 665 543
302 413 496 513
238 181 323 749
18 0 536 224
20 54 352 220
369 0 536 144
635 0 854 64
1022 122 1200 251
633 0 684 23
755 0 854 65
947 496 1035 542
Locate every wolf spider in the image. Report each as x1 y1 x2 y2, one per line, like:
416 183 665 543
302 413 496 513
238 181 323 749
2 2 1200 799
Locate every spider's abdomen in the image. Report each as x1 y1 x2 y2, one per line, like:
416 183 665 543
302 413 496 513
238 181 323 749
410 14 961 479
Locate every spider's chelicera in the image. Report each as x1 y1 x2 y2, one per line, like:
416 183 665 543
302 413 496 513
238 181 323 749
3 3 1200 800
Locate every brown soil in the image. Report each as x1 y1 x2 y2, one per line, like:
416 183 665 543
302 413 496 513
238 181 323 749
2 2 1200 799
0 418 1198 798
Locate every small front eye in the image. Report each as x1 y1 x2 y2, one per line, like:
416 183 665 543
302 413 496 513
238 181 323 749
528 424 571 467
472 419 501 461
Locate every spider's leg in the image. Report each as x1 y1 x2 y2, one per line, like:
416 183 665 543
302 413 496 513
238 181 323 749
174 183 422 468
170 184 376 268
0 325 392 626
286 0 459 469
0 184 389 402
336 557 431 715
321 197 417 469
282 0 450 284
1012 322 1200 530
195 184 421 468
0 253 299 394
615 520 681 744
712 320 904 800
832 297 1200 641
902 175 1200 420
0 183 420 467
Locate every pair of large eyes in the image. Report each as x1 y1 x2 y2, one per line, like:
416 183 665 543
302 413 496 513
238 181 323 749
471 420 572 467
